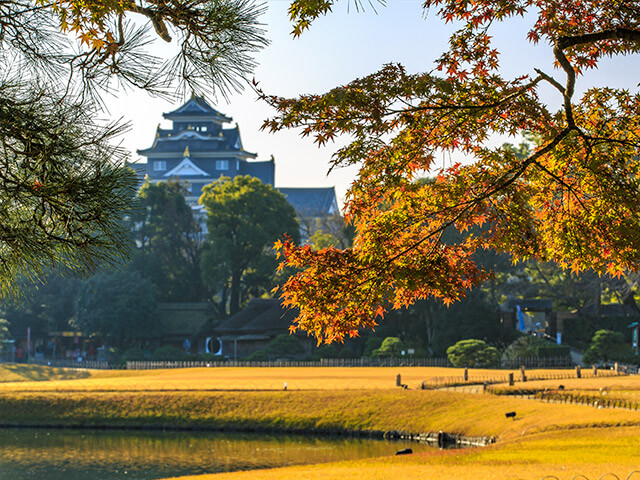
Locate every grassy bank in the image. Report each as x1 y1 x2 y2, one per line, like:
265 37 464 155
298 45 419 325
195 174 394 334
3 365 640 480
2 384 640 440
0 364 580 391
162 426 640 480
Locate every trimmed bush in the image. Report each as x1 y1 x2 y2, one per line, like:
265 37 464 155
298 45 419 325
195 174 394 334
121 347 149 362
152 345 191 361
446 339 499 367
372 337 406 358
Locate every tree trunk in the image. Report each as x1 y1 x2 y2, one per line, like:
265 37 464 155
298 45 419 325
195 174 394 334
229 269 242 315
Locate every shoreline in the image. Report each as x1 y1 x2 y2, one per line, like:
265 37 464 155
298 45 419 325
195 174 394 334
0 421 494 447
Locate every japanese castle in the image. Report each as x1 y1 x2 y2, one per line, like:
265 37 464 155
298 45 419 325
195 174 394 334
136 96 339 231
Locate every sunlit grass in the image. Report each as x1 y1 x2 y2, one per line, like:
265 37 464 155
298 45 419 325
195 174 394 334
0 364 584 392
4 365 640 480
492 375 640 396
161 427 640 480
2 388 640 440
0 363 150 383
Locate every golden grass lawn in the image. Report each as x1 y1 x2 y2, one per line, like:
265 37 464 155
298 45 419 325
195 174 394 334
162 427 640 480
0 364 584 392
2 364 640 480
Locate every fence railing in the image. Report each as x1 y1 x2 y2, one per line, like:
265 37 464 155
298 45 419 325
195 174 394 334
421 361 627 390
124 355 578 370
536 391 640 410
20 358 123 370
124 357 453 370
500 355 573 369
4 355 636 374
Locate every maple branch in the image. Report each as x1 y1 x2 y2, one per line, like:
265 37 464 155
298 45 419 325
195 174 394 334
530 158 592 215
396 77 543 114
557 28 640 50
553 45 576 128
382 126 574 267
534 68 564 95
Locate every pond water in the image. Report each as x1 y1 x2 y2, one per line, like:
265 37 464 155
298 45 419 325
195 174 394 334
0 428 437 480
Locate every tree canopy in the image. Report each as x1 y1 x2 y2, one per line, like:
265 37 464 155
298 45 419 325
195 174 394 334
73 270 158 349
129 180 204 302
268 1 640 343
446 339 499 368
0 0 267 298
582 329 636 365
200 175 300 315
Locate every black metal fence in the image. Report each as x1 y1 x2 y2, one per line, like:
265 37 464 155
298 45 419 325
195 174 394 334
4 355 635 373
124 355 576 370
15 358 122 370
124 357 453 369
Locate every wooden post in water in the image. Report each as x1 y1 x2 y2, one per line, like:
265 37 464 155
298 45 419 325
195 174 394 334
520 365 527 382
576 365 581 378
593 365 598 376
396 374 402 387
508 372 514 386
464 367 468 382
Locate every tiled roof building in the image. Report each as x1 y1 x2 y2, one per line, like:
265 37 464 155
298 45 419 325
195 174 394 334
137 96 338 227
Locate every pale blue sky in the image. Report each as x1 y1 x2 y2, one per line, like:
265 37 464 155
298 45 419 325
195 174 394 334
107 1 638 205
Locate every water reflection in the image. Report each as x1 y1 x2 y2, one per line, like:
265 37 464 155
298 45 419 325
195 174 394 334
0 428 436 480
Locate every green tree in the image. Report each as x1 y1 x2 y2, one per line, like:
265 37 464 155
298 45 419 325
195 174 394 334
582 330 637 366
446 339 499 368
73 271 159 349
130 180 204 302
309 231 339 250
1 274 79 340
1 0 267 298
0 319 10 353
372 337 405 358
200 176 300 315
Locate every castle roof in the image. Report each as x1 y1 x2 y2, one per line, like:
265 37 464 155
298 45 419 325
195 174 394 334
163 96 232 123
278 187 338 216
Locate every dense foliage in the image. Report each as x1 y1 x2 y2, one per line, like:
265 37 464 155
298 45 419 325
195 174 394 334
0 319 10 351
0 0 267 297
371 336 406 358
501 335 570 361
582 329 637 365
446 339 499 367
200 176 300 315
129 180 204 302
73 271 159 349
268 1 640 343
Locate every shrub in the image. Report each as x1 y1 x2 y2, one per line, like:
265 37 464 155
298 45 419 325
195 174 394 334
446 339 499 367
502 335 570 361
372 337 406 358
198 353 225 362
337 347 358 358
121 347 149 362
151 345 191 361
310 344 341 360
363 337 383 357
264 334 305 359
582 329 637 366
245 349 269 361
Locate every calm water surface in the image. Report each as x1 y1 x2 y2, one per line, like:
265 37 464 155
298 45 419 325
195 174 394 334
0 428 437 480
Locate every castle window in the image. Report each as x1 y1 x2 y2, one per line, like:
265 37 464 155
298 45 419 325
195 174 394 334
216 160 229 171
153 160 166 171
